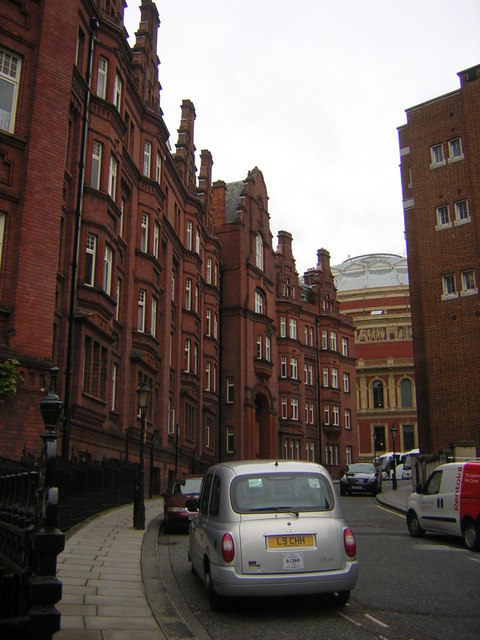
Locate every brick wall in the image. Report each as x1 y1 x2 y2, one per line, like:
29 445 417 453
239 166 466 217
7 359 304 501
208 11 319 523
399 65 480 455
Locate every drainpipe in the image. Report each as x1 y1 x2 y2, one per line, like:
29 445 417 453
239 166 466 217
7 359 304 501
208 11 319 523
217 268 223 462
315 316 323 465
62 16 99 459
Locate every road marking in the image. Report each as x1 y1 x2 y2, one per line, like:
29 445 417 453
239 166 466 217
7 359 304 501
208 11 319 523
415 544 464 552
364 613 389 628
339 612 363 626
376 504 405 518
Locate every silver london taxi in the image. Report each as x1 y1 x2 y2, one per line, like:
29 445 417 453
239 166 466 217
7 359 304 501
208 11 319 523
188 460 358 610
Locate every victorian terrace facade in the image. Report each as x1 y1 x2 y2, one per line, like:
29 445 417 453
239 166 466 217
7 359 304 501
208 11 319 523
0 0 222 480
212 176 359 471
0 0 358 485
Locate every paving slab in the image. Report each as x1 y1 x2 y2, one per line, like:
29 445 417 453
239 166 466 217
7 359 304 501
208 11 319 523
56 499 167 639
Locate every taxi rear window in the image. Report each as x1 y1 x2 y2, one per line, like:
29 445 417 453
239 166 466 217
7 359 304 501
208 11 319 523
230 473 334 513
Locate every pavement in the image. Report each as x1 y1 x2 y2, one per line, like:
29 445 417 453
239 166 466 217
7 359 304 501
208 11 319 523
55 480 413 639
55 498 204 640
376 477 413 514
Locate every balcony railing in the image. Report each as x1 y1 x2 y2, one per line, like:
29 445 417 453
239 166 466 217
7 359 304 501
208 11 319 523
322 423 341 431
356 357 414 369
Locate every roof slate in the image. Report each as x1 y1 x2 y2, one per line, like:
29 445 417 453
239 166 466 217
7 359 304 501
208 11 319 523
225 181 246 223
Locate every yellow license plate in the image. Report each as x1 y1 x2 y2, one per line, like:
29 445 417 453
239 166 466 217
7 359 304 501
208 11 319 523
266 534 315 549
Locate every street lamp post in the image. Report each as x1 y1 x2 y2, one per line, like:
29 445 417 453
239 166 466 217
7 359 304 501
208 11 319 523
174 424 179 477
390 424 398 491
125 427 130 462
149 433 158 499
133 381 150 530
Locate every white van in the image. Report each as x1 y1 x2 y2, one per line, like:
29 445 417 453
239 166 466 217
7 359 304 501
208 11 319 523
406 461 480 550
376 453 402 480
399 449 420 480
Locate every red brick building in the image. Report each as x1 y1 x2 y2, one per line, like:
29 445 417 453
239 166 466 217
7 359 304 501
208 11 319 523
0 0 357 485
398 64 480 456
302 249 359 471
332 254 418 461
211 168 359 470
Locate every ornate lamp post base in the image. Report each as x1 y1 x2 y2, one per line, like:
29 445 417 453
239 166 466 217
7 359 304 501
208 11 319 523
133 486 145 530
132 381 150 530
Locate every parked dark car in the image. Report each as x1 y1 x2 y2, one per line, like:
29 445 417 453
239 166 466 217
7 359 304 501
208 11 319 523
339 463 382 496
162 474 203 532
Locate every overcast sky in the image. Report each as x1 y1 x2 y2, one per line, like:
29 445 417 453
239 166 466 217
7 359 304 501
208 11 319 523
124 0 480 274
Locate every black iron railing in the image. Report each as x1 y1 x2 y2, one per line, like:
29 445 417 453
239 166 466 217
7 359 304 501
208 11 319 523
0 368 65 639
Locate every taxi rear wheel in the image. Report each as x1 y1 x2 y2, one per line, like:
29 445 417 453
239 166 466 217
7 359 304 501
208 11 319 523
204 560 227 611
188 551 197 575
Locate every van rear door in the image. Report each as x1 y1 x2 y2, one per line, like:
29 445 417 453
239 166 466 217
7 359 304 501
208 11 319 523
459 462 480 523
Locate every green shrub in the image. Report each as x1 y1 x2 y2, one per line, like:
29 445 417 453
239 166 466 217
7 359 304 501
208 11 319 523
0 358 22 404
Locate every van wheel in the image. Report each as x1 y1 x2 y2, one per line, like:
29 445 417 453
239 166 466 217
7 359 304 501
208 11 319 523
463 521 480 551
407 510 425 537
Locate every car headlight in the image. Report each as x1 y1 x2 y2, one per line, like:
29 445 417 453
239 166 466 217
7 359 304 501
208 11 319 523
167 506 187 513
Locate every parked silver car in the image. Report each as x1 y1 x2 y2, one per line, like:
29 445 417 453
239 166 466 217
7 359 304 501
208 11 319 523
188 460 359 610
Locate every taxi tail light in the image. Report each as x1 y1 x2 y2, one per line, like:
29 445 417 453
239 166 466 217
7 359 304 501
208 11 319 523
222 532 235 563
343 527 356 557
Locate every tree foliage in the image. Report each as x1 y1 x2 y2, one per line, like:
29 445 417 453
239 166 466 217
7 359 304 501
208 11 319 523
0 358 22 404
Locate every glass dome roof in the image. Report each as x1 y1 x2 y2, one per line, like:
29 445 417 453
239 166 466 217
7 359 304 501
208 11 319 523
332 254 408 292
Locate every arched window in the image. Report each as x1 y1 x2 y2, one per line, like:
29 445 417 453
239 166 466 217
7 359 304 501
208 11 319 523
254 289 265 314
400 379 413 407
373 380 384 408
255 232 264 271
